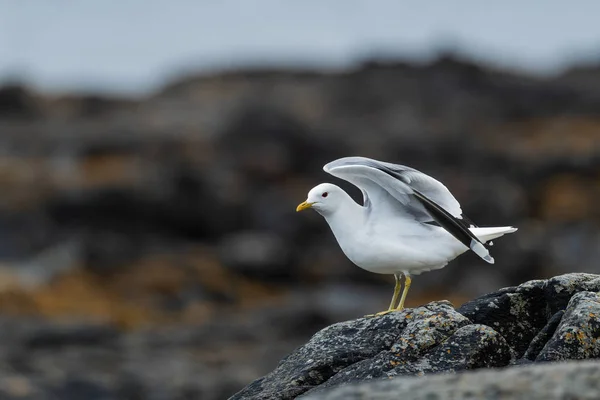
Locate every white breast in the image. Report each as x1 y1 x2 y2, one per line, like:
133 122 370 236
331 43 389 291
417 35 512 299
331 220 467 275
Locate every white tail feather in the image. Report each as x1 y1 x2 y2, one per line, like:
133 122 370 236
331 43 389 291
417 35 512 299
470 226 518 244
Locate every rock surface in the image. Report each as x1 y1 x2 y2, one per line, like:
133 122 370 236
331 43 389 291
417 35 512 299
232 273 600 399
301 360 600 400
537 291 600 361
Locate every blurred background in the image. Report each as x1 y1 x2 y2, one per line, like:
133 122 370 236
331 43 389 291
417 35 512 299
0 1 599 398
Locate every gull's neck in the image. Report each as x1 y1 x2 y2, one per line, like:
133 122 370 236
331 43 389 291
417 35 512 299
322 193 366 244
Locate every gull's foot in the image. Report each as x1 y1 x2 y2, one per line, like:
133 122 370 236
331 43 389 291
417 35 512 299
364 309 400 318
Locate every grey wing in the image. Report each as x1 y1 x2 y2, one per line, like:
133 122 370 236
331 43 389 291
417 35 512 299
324 156 494 263
326 156 462 217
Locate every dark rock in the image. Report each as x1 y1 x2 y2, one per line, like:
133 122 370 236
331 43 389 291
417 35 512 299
24 322 119 349
233 273 600 399
457 278 547 357
49 378 115 400
115 375 147 400
390 302 471 360
230 308 412 400
537 291 600 361
231 301 513 399
218 231 292 280
413 323 512 372
314 323 511 396
458 273 600 357
216 105 337 180
0 84 40 117
308 302 471 392
522 310 564 361
301 360 600 400
543 273 600 315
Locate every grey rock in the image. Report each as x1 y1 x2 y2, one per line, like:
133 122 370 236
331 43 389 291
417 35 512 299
537 291 600 361
233 273 600 399
522 310 564 362
300 360 600 400
219 230 291 279
312 323 511 397
457 278 547 357
409 323 512 373
308 302 471 391
230 307 413 400
23 322 119 349
543 274 600 315
458 273 600 357
231 301 513 399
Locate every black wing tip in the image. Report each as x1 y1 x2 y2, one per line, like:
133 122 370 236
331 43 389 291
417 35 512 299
414 190 486 254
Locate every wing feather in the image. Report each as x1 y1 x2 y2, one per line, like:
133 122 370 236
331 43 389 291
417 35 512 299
325 156 462 216
323 156 493 263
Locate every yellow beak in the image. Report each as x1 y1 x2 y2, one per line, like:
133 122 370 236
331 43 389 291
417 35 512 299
296 201 314 212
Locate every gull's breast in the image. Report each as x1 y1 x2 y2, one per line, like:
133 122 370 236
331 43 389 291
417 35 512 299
335 225 467 275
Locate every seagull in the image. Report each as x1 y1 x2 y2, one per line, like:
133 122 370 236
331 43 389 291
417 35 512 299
296 157 517 316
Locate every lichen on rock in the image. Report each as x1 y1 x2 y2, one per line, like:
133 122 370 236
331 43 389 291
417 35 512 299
537 291 600 361
231 273 600 400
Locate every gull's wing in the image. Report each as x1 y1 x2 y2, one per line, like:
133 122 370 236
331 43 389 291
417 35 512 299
323 156 493 263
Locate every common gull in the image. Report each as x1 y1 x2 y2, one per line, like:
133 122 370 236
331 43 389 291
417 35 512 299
296 156 517 316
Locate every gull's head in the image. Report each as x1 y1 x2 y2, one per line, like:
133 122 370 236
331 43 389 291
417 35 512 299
296 183 345 216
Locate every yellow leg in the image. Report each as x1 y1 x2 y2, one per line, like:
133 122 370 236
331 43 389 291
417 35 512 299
365 274 402 317
388 274 402 310
396 274 412 310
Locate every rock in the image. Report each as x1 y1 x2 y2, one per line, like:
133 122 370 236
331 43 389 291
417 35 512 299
218 231 291 280
49 378 115 400
0 84 40 118
230 301 510 399
313 323 511 396
537 291 600 361
232 273 600 399
457 273 600 357
411 323 512 372
307 302 473 392
229 307 412 400
543 274 600 314
522 310 564 361
301 360 600 400
216 105 337 180
23 322 119 349
457 278 547 357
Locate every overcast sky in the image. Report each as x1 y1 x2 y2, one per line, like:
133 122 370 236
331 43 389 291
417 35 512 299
1 0 600 94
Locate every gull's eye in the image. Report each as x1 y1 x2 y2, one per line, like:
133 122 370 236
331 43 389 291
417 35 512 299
322 192 328 198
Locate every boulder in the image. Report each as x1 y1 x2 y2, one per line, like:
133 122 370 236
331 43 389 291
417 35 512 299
300 360 600 400
231 273 600 399
536 291 600 361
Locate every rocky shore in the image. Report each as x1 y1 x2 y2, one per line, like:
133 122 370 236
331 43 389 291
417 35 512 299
0 55 599 399
232 273 600 399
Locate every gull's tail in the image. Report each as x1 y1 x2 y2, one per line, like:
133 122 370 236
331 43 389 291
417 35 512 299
465 226 517 265
471 226 518 244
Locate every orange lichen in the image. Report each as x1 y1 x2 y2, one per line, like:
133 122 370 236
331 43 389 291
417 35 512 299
0 247 285 329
